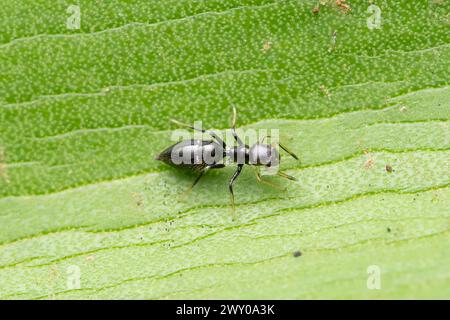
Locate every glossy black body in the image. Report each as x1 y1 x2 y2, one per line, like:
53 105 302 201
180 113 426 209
156 139 278 169
156 139 225 171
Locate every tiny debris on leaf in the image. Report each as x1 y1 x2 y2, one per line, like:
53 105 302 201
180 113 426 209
132 192 144 207
328 30 338 52
364 158 374 170
293 250 302 257
261 40 272 52
335 0 351 14
320 85 332 99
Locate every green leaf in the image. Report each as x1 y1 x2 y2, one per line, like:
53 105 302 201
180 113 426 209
0 0 449 299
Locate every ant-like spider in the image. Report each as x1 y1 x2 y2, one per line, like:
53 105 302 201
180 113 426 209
156 107 299 216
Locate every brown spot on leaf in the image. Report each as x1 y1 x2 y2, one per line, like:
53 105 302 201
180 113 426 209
261 40 272 52
364 158 374 170
132 192 145 208
363 149 375 170
335 0 351 14
319 0 351 14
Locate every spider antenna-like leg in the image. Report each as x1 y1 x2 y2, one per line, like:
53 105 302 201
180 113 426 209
278 142 299 160
231 106 244 146
276 171 297 181
260 135 299 160
170 118 226 149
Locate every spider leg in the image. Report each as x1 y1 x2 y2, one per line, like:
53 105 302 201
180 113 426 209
170 118 226 149
277 171 297 181
178 167 209 201
259 135 299 160
253 167 285 190
231 106 244 146
228 164 243 219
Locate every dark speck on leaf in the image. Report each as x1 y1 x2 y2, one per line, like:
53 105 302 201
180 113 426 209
293 250 302 257
386 164 394 173
387 227 391 233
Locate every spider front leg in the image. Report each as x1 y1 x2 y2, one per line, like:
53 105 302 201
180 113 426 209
259 135 299 160
231 106 244 146
276 171 297 181
170 118 226 149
